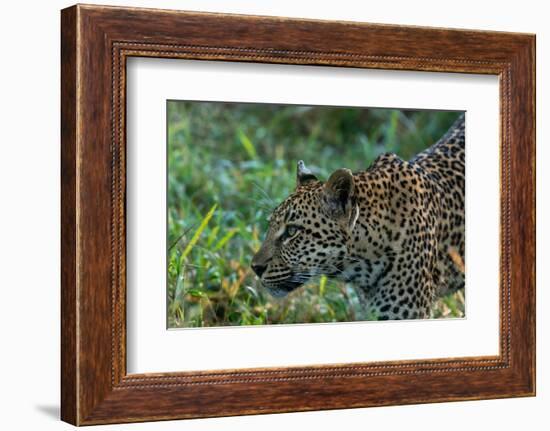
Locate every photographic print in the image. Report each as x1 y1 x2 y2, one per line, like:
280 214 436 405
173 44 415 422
167 102 465 328
61 6 536 423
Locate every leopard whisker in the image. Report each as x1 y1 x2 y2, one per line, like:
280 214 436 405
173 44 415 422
251 181 277 207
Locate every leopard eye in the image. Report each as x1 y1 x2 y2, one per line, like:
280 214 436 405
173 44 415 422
284 225 300 239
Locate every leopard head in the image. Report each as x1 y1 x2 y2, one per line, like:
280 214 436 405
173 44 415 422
251 161 359 297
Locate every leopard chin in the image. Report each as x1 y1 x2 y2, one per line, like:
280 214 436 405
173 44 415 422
264 280 304 297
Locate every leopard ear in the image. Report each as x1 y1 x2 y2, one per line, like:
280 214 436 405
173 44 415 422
322 168 356 221
296 160 318 187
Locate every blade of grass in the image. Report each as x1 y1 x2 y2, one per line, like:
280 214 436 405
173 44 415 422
238 129 257 159
214 228 238 251
179 204 217 265
206 226 220 248
319 275 327 296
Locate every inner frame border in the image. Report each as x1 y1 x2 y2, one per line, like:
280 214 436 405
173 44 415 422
113 42 511 387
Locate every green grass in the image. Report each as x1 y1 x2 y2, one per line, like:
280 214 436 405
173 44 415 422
167 101 464 328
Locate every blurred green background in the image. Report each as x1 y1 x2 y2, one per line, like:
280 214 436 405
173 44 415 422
167 101 464 328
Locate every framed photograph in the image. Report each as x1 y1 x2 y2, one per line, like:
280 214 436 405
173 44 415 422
61 4 535 425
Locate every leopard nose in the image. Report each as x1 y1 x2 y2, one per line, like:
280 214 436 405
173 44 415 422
251 263 267 277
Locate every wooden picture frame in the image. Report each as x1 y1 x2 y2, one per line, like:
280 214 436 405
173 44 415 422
61 4 535 425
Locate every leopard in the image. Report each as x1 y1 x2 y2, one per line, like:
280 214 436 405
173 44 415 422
251 114 465 320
